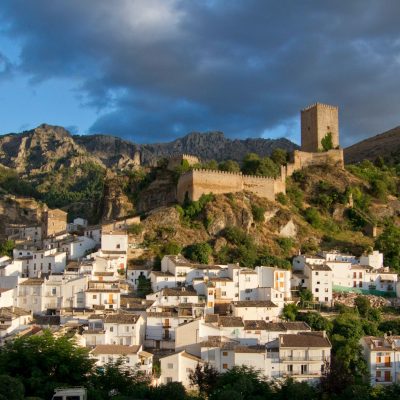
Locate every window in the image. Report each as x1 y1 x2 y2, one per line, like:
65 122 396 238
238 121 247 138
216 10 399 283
325 288 329 292
315 288 319 292
93 295 97 299
110 327 114 332
359 272 362 278
222 291 226 296
325 297 329 302
222 351 228 356
353 281 357 287
315 272 319 276
116 244 121 249
317 281 320 285
287 364 293 372
125 326 129 332
166 377 172 383
167 363 173 369
52 288 56 295
353 272 357 278
222 363 228 369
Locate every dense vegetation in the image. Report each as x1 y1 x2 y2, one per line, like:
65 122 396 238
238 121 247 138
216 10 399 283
1 330 400 400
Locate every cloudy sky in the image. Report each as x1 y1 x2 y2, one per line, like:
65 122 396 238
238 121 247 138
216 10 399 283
0 1 399 146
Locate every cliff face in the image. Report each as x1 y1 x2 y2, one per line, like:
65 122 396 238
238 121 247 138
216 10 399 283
0 124 103 173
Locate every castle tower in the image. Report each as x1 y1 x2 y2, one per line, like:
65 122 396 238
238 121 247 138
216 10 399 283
301 103 339 152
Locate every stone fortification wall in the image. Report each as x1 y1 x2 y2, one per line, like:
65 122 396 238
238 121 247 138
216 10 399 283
177 169 285 203
177 169 243 203
285 149 344 176
168 154 200 170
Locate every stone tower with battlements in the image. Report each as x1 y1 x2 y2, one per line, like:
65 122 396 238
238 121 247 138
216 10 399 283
301 103 339 152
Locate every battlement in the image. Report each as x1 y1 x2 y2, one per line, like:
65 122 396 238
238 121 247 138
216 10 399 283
301 102 338 112
177 168 285 203
167 153 200 170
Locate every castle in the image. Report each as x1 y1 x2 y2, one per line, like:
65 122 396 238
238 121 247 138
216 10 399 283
176 103 344 203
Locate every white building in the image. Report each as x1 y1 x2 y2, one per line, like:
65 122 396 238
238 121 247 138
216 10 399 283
159 351 203 387
361 335 400 385
90 344 153 375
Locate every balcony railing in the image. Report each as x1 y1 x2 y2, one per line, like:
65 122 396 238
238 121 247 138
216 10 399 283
283 371 321 377
280 355 327 362
376 363 392 368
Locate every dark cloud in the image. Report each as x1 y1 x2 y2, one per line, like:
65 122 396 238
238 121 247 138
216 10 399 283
1 0 400 145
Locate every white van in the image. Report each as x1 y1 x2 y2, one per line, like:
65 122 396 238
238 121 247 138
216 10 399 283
51 387 87 400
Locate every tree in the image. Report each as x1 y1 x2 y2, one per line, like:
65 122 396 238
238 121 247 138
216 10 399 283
137 275 152 297
189 363 220 397
376 224 400 270
150 381 187 400
283 303 298 321
209 366 273 400
321 132 334 151
183 242 213 264
251 204 265 223
275 377 318 400
297 312 332 332
299 288 314 304
88 359 150 400
354 296 370 318
0 331 94 399
0 240 14 257
0 375 24 400
271 148 288 166
241 153 280 178
219 160 240 173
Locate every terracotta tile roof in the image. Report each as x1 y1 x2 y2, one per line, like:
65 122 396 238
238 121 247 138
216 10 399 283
181 351 203 362
244 320 268 330
161 287 197 297
306 263 332 271
232 300 278 308
20 278 44 286
0 306 30 319
200 336 239 349
281 322 311 331
91 344 140 355
104 313 140 324
279 332 331 348
151 271 174 277
204 314 219 323
218 316 244 328
234 345 265 353
147 311 176 317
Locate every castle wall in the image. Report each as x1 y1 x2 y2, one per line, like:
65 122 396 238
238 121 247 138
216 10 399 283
168 154 200 171
177 169 285 203
301 103 339 152
286 149 344 177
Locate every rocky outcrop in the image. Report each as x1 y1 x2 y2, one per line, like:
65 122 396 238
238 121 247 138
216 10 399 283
100 173 135 221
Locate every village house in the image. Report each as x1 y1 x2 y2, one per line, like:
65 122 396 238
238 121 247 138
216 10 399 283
361 335 400 385
159 350 203 387
0 306 32 345
90 344 153 374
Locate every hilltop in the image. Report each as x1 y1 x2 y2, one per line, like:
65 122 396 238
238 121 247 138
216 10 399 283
344 126 400 164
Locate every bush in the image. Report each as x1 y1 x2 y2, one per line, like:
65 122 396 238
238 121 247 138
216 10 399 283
276 192 288 205
304 207 322 229
183 242 212 264
276 237 294 255
218 160 240 173
251 204 265 223
128 223 143 235
321 132 334 151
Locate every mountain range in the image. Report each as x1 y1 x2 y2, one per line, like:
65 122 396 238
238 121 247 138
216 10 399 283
0 123 400 173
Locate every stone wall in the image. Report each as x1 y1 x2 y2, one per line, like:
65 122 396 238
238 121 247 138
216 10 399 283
177 169 285 203
285 149 344 176
167 154 200 170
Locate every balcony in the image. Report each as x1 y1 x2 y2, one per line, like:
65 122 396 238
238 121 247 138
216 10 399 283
283 371 321 377
376 363 392 368
280 355 327 362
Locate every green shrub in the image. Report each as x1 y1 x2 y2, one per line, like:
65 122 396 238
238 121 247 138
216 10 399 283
304 207 322 228
276 192 288 205
321 132 334 151
183 242 213 264
276 237 294 255
127 223 143 235
251 204 265 223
